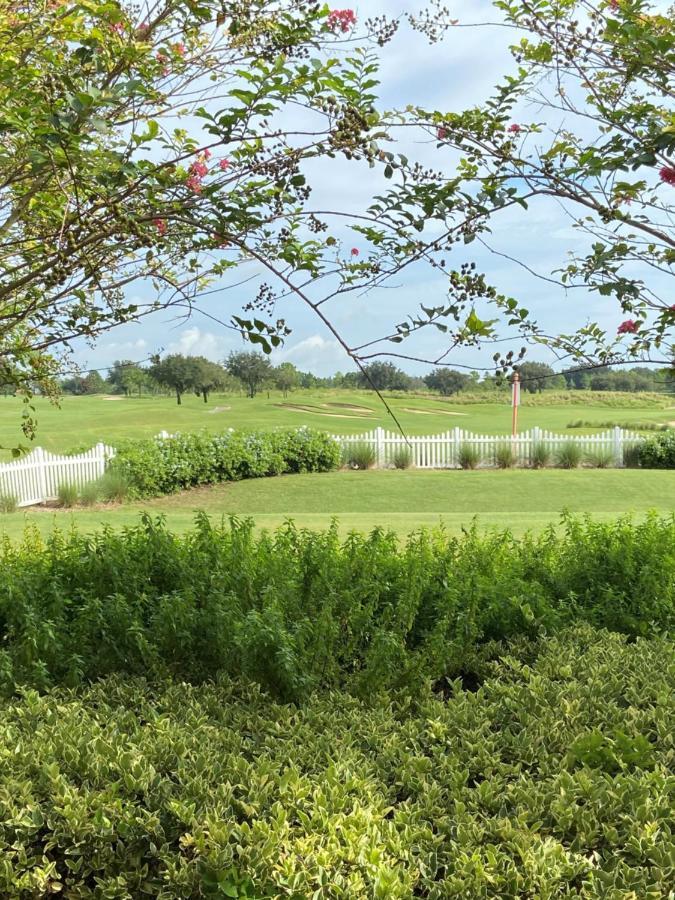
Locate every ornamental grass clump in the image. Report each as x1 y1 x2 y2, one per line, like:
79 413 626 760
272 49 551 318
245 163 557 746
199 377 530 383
56 482 79 508
392 446 413 469
585 449 614 469
495 443 517 468
343 442 376 470
458 442 480 469
0 493 17 514
530 442 552 468
556 441 583 469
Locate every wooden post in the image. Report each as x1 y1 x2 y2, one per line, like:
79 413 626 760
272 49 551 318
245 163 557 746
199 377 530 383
511 372 520 436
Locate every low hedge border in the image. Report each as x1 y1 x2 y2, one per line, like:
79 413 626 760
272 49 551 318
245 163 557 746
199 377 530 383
108 427 341 497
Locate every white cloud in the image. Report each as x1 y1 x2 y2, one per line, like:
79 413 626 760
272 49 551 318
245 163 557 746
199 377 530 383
273 334 354 375
165 327 225 361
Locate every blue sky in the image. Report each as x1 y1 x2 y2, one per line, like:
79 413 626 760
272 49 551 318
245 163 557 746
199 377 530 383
73 1 660 377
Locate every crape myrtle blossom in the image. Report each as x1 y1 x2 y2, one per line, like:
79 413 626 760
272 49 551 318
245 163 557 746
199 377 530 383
617 319 638 335
327 9 356 33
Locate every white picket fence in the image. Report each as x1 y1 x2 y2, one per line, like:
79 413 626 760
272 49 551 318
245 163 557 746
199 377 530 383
334 426 643 469
0 426 645 508
0 443 115 508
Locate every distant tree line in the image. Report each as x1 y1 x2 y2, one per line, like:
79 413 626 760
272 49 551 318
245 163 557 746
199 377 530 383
40 354 674 403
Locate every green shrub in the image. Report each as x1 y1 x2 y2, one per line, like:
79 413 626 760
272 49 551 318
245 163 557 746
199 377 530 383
0 513 672 700
343 441 376 469
494 443 516 468
0 493 17 514
56 482 79 508
392 445 413 469
585 449 614 468
556 441 583 469
78 481 100 507
96 470 130 503
638 431 675 469
530 442 551 468
567 418 669 431
109 427 341 497
0 627 671 898
458 442 480 469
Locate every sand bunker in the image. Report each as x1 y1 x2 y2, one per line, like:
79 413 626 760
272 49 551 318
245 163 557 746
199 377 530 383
321 402 373 413
208 406 231 414
102 396 124 401
402 407 468 416
277 403 368 419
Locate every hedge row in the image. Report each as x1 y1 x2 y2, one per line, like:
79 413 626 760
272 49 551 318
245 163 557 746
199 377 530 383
109 427 341 497
638 431 675 468
0 514 673 699
0 627 672 897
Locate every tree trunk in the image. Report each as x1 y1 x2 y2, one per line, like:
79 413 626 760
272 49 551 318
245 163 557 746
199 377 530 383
202 389 208 403
176 388 182 405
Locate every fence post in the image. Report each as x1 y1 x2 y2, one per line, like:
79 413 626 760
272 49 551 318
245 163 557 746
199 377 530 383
34 447 48 503
375 426 385 468
613 426 623 467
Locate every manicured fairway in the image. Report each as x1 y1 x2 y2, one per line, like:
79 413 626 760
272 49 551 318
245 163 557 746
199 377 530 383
0 389 672 457
2 468 673 541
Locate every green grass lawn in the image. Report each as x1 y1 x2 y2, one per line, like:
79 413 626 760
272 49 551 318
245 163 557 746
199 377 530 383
1 389 673 457
2 468 673 541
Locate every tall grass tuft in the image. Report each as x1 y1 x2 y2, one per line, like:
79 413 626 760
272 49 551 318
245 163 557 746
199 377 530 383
586 449 614 469
556 441 583 469
495 444 517 469
79 482 100 507
392 446 413 469
343 442 376 470
458 443 480 469
97 470 130 503
530 443 551 469
57 482 79 508
0 494 17 514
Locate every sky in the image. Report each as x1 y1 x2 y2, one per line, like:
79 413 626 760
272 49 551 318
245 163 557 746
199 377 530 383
71 0 665 378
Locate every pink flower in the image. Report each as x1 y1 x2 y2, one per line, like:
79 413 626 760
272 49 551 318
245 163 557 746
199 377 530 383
617 319 639 334
186 175 202 194
202 148 212 160
136 22 150 36
508 123 521 134
327 9 356 33
659 165 675 185
189 160 209 178
350 247 359 257
153 218 167 236
437 126 448 140
173 42 186 56
110 22 125 36
609 0 619 10
219 158 230 171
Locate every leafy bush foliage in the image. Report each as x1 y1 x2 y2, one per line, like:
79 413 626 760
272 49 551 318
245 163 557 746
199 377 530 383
0 627 671 898
458 442 480 469
392 446 413 469
638 431 675 469
556 441 583 469
0 493 17 514
343 441 376 469
109 427 341 497
0 514 672 700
